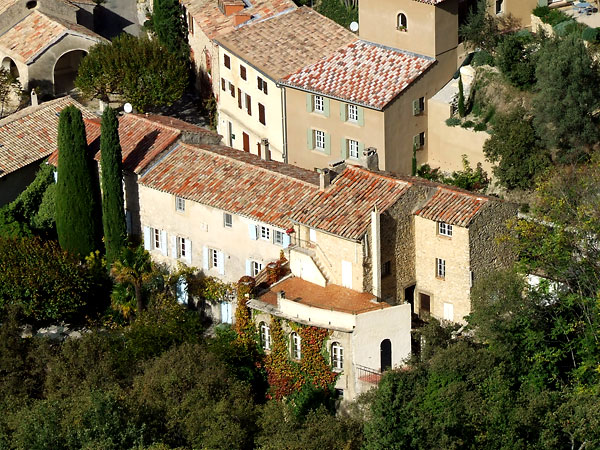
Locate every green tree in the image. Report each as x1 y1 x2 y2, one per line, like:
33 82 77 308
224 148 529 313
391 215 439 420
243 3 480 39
76 35 188 112
534 35 600 161
496 32 536 89
458 75 466 117
55 105 102 258
152 0 190 61
100 107 126 267
316 0 358 28
111 245 153 314
483 107 551 189
0 66 20 119
459 0 500 53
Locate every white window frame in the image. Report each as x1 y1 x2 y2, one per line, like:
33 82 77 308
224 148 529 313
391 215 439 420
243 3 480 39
291 332 301 359
436 258 446 279
175 196 185 212
260 225 270 241
177 236 187 259
153 228 161 250
274 229 284 246
348 139 360 159
314 95 324 113
347 104 359 122
331 342 344 370
260 322 271 350
252 260 263 277
210 248 219 269
438 222 453 237
315 130 325 150
224 212 233 228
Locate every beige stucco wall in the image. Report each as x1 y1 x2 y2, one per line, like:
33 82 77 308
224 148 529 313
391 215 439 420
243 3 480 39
216 47 284 161
414 215 471 324
186 17 219 94
139 184 287 283
294 224 364 292
425 94 493 174
488 0 538 27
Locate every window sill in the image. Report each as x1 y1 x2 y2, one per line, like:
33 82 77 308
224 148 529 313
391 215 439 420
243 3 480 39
396 27 408 32
435 275 445 281
437 234 452 240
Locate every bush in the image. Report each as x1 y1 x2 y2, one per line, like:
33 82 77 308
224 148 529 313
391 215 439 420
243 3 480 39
474 122 487 132
582 27 600 43
317 0 358 28
461 120 475 128
496 33 536 88
471 50 494 67
446 117 461 127
543 9 570 26
532 5 550 18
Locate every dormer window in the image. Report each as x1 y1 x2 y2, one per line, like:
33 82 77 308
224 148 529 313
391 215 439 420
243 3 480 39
397 13 407 31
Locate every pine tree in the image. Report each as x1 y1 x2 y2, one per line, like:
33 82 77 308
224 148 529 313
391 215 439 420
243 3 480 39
152 0 190 61
458 75 466 118
55 105 102 258
100 107 126 267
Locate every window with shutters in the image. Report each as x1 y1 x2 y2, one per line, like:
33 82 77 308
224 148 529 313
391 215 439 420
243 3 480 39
210 248 219 269
413 97 425 115
347 104 359 122
153 228 161 250
251 260 263 276
245 93 251 115
315 130 325 150
240 64 246 80
436 258 446 279
257 76 268 94
331 342 343 370
175 196 185 212
177 236 188 259
273 230 284 246
341 103 363 125
314 95 324 113
348 139 359 159
228 81 235 97
414 131 425 150
260 225 270 241
224 53 230 69
258 103 266 125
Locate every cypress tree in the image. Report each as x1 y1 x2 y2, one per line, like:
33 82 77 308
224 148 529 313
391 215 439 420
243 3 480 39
100 107 126 267
458 75 466 118
152 0 190 61
56 105 102 258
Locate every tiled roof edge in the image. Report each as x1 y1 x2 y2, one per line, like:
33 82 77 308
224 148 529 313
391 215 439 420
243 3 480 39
213 39 277 82
358 39 435 61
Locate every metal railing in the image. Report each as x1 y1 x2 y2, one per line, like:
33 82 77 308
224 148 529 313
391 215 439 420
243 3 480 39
355 364 382 385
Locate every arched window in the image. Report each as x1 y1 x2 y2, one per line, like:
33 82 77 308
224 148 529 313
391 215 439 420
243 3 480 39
331 342 344 370
397 13 407 31
260 322 271 351
291 332 301 359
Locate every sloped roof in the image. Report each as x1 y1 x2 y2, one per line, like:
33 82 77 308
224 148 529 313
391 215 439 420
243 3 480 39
216 7 357 80
281 40 435 110
181 0 296 41
290 165 411 241
138 143 320 229
0 96 95 178
412 0 449 4
414 187 489 227
0 10 103 64
0 0 19 15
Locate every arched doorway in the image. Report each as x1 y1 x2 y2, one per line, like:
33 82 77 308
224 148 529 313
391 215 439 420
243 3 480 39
53 50 87 94
2 57 19 80
380 339 392 372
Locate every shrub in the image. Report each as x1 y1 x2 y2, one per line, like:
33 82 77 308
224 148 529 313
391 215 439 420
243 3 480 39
474 122 487 132
582 27 600 43
532 5 550 18
496 33 536 88
461 120 475 128
471 50 494 67
543 9 570 26
446 117 461 127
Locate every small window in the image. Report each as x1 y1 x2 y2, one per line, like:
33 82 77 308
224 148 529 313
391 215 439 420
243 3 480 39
495 0 503 15
438 222 452 237
252 260 263 277
224 54 231 69
153 228 161 250
258 103 266 125
291 332 301 359
246 94 251 115
210 248 219 269
413 132 425 150
274 230 284 246
223 212 232 228
228 81 235 97
175 196 185 212
347 104 359 122
240 65 246 80
413 97 425 115
260 226 270 241
177 236 187 259
314 95 324 113
315 130 325 150
348 139 360 159
436 258 446 279
257 76 268 94
382 260 391 277
397 13 407 31
260 322 271 350
221 78 226 91
331 342 344 370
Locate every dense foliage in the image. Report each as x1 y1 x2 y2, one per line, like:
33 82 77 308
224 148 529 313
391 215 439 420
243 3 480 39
316 0 358 29
55 105 103 258
496 32 536 89
75 35 188 112
99 107 126 267
0 66 20 119
152 0 190 61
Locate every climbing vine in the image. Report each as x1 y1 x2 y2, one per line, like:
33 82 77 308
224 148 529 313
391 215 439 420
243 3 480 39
234 276 256 350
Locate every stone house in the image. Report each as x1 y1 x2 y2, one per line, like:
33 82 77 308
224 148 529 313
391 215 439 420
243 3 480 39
213 7 356 162
0 0 105 96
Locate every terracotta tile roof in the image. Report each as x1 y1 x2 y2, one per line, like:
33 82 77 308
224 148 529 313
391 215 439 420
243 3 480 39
412 0 449 4
0 97 95 178
0 11 103 64
48 113 219 174
281 40 435 110
290 165 411 241
414 187 489 227
138 143 320 229
181 0 296 41
258 276 387 314
216 7 357 80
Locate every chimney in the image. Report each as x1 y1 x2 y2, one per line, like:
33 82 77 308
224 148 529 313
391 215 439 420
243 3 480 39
234 13 252 25
361 147 379 171
260 138 270 161
319 168 330 191
30 89 38 107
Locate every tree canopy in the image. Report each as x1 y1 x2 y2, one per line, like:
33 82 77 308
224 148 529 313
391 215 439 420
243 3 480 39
152 0 190 61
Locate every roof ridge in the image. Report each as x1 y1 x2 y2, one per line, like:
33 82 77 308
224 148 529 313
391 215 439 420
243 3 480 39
128 114 189 135
344 164 412 186
0 96 88 127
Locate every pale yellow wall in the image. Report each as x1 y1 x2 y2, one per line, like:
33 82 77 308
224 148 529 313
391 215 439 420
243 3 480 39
295 224 364 292
185 13 220 94
139 184 287 283
414 215 471 324
284 87 385 171
425 95 493 174
488 0 538 27
216 48 284 161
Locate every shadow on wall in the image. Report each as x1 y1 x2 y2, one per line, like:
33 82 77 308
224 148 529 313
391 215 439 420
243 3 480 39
93 6 135 40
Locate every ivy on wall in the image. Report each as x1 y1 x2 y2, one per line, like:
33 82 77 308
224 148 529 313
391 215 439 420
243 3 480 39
234 276 257 350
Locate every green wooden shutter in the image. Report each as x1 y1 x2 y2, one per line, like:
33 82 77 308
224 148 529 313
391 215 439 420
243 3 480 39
324 97 330 117
358 141 365 157
340 103 347 121
324 133 331 155
306 94 313 112
307 129 314 149
357 106 364 126
341 138 348 159
412 99 420 116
